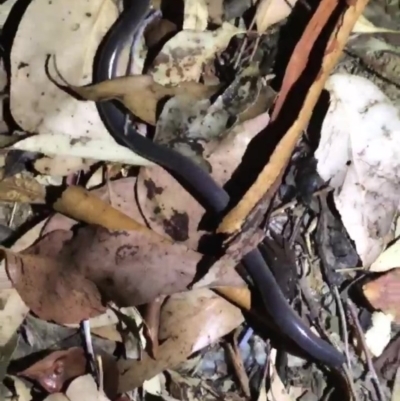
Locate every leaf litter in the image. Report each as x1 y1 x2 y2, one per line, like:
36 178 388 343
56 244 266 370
0 0 400 400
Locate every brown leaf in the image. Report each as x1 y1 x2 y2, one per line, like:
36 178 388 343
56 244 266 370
218 0 369 235
363 269 400 322
18 347 86 393
136 111 270 247
68 75 220 125
5 225 244 323
0 172 45 203
3 231 106 324
118 289 244 392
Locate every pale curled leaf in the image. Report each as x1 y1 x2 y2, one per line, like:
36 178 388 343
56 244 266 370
13 134 153 167
255 0 297 33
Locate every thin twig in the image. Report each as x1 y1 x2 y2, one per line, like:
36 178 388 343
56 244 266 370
332 285 351 369
8 202 17 228
346 299 385 401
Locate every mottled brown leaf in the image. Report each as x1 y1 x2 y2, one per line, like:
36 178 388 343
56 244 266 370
363 269 400 322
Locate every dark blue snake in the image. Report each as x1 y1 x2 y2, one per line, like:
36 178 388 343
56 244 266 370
94 0 345 370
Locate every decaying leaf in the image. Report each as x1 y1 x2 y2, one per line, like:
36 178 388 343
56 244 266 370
136 110 270 248
118 289 244 392
316 73 400 267
149 22 244 85
0 172 46 204
363 269 400 322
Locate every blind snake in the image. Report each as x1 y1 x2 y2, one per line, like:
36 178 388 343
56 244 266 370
93 0 345 370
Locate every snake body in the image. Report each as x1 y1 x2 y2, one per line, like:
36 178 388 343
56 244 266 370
94 0 345 369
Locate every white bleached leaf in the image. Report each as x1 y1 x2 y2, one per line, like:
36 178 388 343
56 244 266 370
12 134 152 166
364 312 393 357
316 73 400 267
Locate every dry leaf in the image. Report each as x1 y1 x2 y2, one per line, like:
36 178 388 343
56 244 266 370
136 110 270 248
18 347 86 393
363 270 400 322
66 374 111 401
0 173 45 203
3 231 106 324
149 22 244 85
118 289 244 392
183 0 208 31
255 0 297 33
9 0 143 168
4 225 244 323
68 75 219 126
